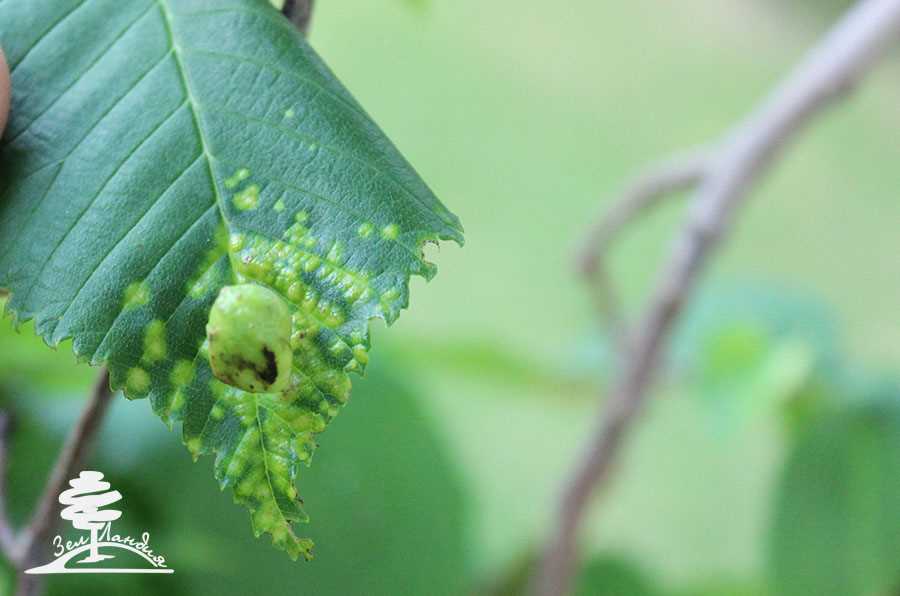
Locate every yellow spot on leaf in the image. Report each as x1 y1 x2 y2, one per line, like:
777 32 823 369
234 184 260 211
123 281 149 309
171 359 195 386
142 320 166 363
126 367 150 395
381 223 399 240
170 390 185 414
357 222 374 238
224 168 251 190
211 404 225 420
326 242 342 262
187 224 228 298
352 344 369 366
186 437 203 460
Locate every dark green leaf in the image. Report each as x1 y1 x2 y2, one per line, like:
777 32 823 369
574 556 659 596
769 381 900 596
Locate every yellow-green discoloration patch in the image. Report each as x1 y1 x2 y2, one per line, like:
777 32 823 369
210 404 225 420
325 242 342 263
381 223 399 240
162 183 423 562
142 320 166 363
171 359 195 386
224 167 251 190
284 108 295 119
234 184 261 211
170 390 185 415
126 367 150 394
187 223 229 298
352 344 369 366
123 281 149 309
186 436 203 460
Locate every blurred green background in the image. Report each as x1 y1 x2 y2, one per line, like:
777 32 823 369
2 0 900 594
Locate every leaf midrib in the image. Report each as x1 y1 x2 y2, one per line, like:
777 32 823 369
160 1 460 239
158 1 307 545
155 0 236 277
156 0 438 274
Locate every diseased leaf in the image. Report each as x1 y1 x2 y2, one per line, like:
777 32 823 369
0 0 462 559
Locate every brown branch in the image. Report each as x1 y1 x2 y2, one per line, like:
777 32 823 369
13 368 113 580
574 149 710 279
0 411 16 559
574 149 709 353
282 0 315 36
534 1 900 594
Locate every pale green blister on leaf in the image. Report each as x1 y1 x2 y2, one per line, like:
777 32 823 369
207 284 293 393
0 0 462 560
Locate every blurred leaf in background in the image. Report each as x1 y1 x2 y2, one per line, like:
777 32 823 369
573 555 660 596
0 299 94 394
474 551 661 596
674 284 843 432
769 379 900 596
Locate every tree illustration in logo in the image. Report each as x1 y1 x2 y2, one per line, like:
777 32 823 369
58 471 122 563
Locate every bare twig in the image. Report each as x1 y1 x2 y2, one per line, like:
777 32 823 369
575 149 709 352
13 368 113 591
282 0 315 36
574 149 710 279
535 1 900 594
0 411 16 559
582 264 631 358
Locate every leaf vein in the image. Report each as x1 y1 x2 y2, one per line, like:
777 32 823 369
91 203 218 363
201 101 454 234
19 99 189 308
52 152 205 337
9 0 90 74
179 45 368 121
6 2 158 146
208 153 422 261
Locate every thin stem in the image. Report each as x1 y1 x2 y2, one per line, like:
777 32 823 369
535 1 900 594
0 411 16 559
14 368 113 595
574 149 709 279
574 149 709 354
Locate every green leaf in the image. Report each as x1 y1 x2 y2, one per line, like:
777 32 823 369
0 0 462 559
472 552 658 596
674 283 841 430
769 381 900 596
574 556 659 596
